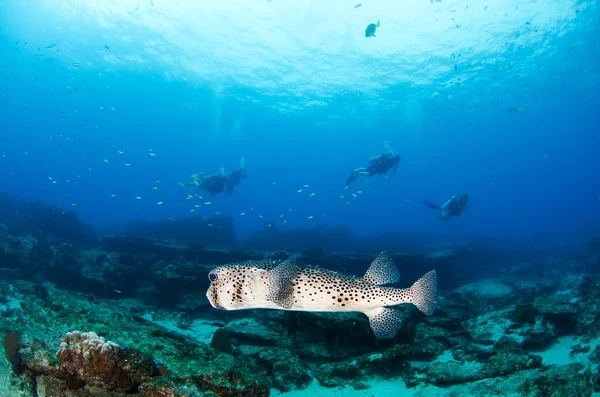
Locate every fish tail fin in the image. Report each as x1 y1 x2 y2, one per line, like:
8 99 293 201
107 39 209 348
376 20 380 27
423 200 441 210
408 270 438 316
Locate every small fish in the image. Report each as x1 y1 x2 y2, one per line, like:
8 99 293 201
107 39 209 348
206 252 438 339
354 3 362 8
365 20 380 38
104 45 110 51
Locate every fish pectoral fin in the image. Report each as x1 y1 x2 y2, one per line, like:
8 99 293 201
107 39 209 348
265 259 299 309
362 251 400 285
364 307 403 339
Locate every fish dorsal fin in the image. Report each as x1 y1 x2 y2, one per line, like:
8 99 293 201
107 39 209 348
265 259 299 309
362 251 400 285
364 307 403 339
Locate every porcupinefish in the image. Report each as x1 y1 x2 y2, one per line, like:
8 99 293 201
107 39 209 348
206 251 438 339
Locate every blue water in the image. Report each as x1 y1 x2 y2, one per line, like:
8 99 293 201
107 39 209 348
1 0 598 242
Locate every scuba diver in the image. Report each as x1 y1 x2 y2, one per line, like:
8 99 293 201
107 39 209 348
224 157 247 196
423 193 470 221
182 157 247 197
186 168 229 197
346 141 401 187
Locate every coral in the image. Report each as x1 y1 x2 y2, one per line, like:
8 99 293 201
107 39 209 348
193 371 270 397
518 363 592 397
55 330 159 392
480 352 542 377
257 349 312 392
138 380 183 397
426 361 484 385
56 331 122 389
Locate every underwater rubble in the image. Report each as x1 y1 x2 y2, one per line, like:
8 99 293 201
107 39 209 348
0 217 599 396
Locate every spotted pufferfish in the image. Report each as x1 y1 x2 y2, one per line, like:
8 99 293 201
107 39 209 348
206 251 438 339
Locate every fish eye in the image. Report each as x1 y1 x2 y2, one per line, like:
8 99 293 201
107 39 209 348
209 272 218 282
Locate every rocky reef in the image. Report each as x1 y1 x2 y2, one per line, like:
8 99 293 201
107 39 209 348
0 216 599 396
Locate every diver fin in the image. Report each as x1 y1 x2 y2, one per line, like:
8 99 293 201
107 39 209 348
265 259 299 309
408 270 438 316
364 307 403 339
362 251 400 285
423 200 441 210
346 170 358 187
